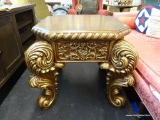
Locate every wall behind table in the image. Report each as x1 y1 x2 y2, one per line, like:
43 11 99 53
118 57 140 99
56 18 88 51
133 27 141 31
11 0 28 4
144 0 159 6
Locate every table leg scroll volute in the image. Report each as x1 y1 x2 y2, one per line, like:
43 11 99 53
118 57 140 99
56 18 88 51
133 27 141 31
24 41 65 109
99 40 138 107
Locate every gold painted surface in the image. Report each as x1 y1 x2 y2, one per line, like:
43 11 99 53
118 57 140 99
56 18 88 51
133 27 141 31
25 41 65 109
32 28 131 41
56 41 109 62
24 15 138 109
99 40 138 107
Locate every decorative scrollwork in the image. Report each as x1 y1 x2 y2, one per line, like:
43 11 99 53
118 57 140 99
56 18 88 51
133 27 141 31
106 40 137 107
99 39 138 108
108 74 135 107
29 75 58 109
111 40 138 77
25 41 55 77
24 41 64 109
56 41 109 61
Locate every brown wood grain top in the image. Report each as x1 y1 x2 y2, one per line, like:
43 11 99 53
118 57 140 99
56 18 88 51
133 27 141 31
32 15 131 41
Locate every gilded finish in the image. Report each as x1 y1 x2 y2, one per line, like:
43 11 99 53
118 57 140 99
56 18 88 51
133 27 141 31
32 27 131 41
25 15 138 109
25 41 65 109
56 41 109 61
99 40 138 107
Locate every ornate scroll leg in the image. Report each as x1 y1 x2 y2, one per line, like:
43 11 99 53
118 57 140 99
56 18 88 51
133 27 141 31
29 72 58 109
106 67 135 107
99 40 138 107
24 41 65 109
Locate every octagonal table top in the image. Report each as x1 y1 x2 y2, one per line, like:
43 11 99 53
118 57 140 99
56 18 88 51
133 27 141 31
32 15 131 41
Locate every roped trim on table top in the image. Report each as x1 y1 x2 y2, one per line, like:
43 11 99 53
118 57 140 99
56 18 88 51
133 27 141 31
31 26 131 41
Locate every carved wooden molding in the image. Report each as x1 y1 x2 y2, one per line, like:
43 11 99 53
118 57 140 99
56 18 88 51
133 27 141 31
56 41 109 61
32 27 131 41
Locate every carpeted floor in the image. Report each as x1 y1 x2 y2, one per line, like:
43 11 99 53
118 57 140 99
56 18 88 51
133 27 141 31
0 63 136 120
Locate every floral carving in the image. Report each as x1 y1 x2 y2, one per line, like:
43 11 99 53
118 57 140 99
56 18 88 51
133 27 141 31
57 41 109 61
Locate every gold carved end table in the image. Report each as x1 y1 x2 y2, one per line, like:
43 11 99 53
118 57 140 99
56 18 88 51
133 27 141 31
24 15 138 109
